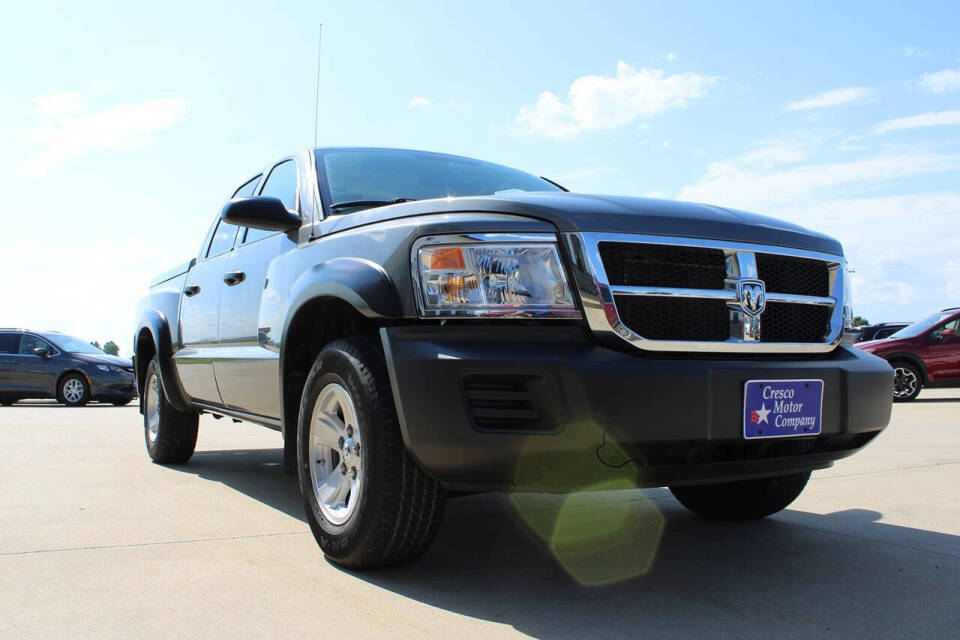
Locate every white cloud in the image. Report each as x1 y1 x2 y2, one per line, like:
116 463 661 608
662 52 678 62
32 91 86 117
660 140 671 148
784 87 873 111
678 144 960 212
408 96 431 108
874 110 960 134
916 68 960 94
902 46 931 58
515 61 715 138
16 92 187 177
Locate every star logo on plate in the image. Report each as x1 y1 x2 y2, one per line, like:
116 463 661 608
750 403 771 424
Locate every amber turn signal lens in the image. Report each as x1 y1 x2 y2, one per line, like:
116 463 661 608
422 247 465 270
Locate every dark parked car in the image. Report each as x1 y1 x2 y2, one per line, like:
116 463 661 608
855 322 911 342
856 307 960 401
134 147 893 569
0 329 137 406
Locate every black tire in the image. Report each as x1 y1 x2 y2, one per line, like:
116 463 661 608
297 337 446 569
57 373 90 407
143 357 198 464
112 399 133 407
669 471 811 521
891 361 922 402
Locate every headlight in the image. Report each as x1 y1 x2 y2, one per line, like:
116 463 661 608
414 234 580 318
96 364 123 373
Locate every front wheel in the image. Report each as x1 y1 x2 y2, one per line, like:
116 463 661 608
143 358 198 464
669 471 811 520
298 337 446 569
892 362 922 402
58 374 89 407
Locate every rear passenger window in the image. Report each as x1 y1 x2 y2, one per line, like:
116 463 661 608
0 333 19 354
207 219 239 258
243 160 298 245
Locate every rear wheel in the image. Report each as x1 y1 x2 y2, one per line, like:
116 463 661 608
58 374 89 407
298 337 446 569
670 471 811 520
143 358 198 464
891 362 922 402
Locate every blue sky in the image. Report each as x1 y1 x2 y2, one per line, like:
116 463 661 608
2 1 959 353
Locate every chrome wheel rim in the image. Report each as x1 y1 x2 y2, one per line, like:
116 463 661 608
893 367 918 399
309 383 363 526
145 373 161 443
63 378 84 404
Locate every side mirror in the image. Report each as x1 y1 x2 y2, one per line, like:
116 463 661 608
33 346 51 359
940 328 958 342
220 197 301 232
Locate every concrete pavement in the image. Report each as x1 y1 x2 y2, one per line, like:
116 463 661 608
1 391 958 638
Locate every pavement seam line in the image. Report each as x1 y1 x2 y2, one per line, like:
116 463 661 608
0 530 309 557
813 459 959 480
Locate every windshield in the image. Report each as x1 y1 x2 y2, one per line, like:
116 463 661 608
48 334 106 355
888 312 953 339
319 149 560 211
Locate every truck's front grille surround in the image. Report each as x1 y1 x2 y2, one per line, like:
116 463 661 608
565 232 845 354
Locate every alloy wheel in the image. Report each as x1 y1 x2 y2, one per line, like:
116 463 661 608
145 373 161 443
309 383 363 526
893 366 918 400
63 378 85 404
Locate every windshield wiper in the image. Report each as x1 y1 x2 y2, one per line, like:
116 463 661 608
329 198 418 213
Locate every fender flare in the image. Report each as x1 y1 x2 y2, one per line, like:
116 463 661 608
882 352 928 384
277 257 403 434
135 310 193 413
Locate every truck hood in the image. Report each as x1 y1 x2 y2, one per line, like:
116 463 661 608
328 192 844 256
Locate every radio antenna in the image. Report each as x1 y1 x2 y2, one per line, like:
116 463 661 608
313 24 323 149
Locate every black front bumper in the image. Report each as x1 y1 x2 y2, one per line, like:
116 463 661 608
381 325 893 492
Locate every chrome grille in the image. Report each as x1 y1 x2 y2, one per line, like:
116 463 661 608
566 232 845 354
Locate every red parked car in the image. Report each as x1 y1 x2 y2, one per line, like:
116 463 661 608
856 307 960 401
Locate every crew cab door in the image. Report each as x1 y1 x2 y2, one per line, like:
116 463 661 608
176 215 240 404
926 319 960 382
215 160 300 418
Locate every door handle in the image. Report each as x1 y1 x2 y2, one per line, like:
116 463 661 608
223 270 246 286
183 284 201 297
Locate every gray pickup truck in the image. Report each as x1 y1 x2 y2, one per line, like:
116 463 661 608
134 147 893 568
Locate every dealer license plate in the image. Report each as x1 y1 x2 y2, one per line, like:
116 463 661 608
743 379 823 439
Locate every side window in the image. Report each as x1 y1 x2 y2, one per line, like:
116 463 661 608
0 333 19 354
932 319 960 340
206 219 240 258
243 160 298 245
19 335 50 355
233 174 262 199
260 161 298 209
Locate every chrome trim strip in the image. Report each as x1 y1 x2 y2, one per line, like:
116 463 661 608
410 233 583 319
609 286 836 307
610 286 736 300
564 231 844 354
765 293 836 306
